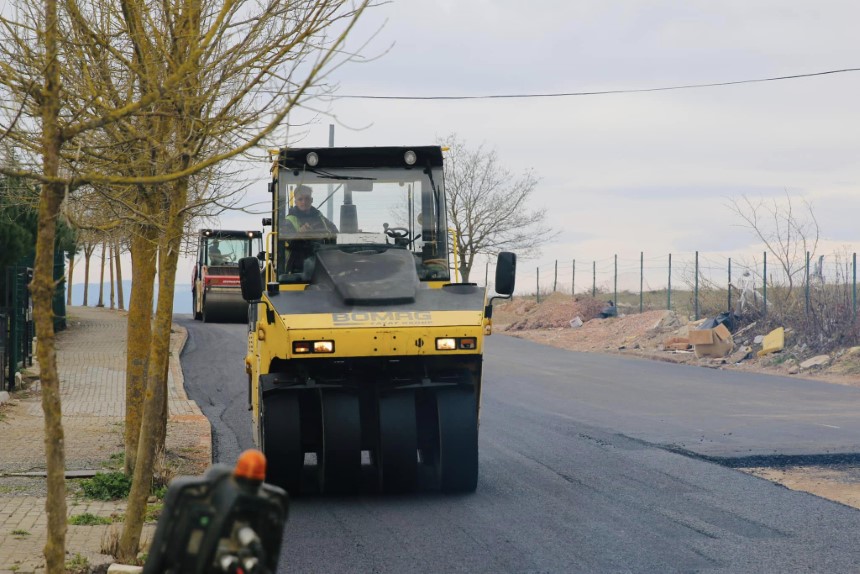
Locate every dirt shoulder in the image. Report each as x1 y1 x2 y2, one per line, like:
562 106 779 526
492 293 860 510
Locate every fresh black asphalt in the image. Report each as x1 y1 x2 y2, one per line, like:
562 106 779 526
177 316 860 573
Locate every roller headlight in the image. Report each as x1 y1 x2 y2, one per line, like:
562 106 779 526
313 341 334 353
293 340 334 354
404 150 417 165
436 337 478 351
436 338 457 351
306 152 319 167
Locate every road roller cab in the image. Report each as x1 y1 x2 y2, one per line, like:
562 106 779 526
240 146 516 494
192 229 263 322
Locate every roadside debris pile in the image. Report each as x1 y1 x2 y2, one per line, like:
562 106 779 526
502 294 607 330
493 293 860 382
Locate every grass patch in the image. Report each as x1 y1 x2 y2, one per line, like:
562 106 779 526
107 451 125 470
79 472 132 500
146 501 164 522
65 553 90 574
68 512 113 526
11 529 30 536
0 485 28 495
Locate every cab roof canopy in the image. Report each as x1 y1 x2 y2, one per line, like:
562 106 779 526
199 229 262 238
279 146 443 170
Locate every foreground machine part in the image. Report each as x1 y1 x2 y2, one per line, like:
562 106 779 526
192 229 263 322
143 449 288 574
240 146 516 495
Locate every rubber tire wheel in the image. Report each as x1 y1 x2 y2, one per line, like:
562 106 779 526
192 291 202 321
321 391 362 494
201 297 210 323
261 392 303 494
436 387 479 493
378 391 418 493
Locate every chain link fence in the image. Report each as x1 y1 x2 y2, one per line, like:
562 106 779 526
515 250 858 352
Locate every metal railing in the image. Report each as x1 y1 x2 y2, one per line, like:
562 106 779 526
2 266 34 391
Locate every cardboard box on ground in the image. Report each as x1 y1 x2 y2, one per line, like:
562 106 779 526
689 323 734 359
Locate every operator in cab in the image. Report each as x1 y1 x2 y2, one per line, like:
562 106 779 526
285 185 338 235
283 185 338 274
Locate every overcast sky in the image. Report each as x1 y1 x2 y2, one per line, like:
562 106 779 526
78 1 860 293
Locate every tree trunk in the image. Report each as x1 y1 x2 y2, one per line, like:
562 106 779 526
83 250 91 306
35 0 68 569
96 241 106 307
115 241 125 310
109 242 115 309
66 251 74 306
124 227 156 475
119 179 188 560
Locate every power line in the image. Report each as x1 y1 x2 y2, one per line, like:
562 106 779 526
335 67 860 101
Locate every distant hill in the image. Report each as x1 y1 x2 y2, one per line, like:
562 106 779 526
69 281 193 316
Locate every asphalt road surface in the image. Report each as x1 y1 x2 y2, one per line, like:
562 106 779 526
177 315 860 573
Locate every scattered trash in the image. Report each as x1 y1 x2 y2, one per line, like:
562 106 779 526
569 316 583 328
649 310 681 331
756 327 785 357
753 335 764 345
663 336 692 351
799 354 831 370
598 301 617 319
698 311 737 332
690 323 734 359
730 345 753 363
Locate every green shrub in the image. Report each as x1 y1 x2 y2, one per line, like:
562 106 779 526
80 472 132 500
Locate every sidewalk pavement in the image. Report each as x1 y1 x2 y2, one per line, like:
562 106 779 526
0 306 211 574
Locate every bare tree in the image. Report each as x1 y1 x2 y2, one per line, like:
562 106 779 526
726 192 820 299
0 0 374 565
441 134 557 282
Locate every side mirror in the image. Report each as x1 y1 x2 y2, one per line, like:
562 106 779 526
257 251 266 261
239 257 263 301
495 252 516 296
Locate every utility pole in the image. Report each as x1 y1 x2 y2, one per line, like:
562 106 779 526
327 124 335 221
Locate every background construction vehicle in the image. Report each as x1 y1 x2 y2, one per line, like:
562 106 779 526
239 146 516 494
192 229 263 322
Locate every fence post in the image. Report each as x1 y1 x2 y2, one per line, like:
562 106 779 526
592 261 596 297
7 267 18 391
694 251 699 321
667 253 672 311
553 260 558 293
613 255 618 311
853 252 857 320
639 252 644 313
572 259 575 298
728 257 732 314
536 267 540 304
762 251 767 318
